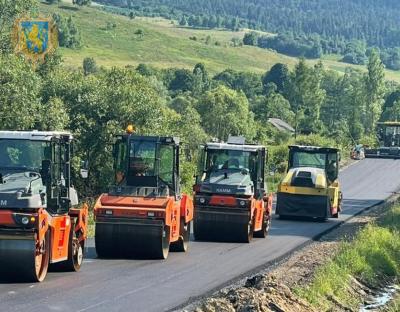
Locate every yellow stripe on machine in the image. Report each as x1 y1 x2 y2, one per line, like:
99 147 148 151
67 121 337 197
278 185 329 196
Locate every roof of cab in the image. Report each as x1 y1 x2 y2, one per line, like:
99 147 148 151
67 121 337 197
118 134 180 145
0 131 73 141
206 142 265 152
289 145 340 153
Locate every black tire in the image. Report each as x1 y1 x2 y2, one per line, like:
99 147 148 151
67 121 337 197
30 231 50 283
254 211 271 238
170 220 190 252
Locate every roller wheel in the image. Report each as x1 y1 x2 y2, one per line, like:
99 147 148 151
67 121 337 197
240 218 254 243
254 211 271 238
155 225 170 259
170 220 190 252
95 223 114 258
31 232 50 282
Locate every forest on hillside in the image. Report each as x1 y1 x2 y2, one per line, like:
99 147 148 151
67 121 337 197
96 0 400 70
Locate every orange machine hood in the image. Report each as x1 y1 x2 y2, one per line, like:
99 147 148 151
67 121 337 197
100 195 171 209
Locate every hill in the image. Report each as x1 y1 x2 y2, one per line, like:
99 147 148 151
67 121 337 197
97 0 400 48
40 2 400 82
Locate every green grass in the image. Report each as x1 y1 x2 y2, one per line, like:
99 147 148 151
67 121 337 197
296 204 400 310
387 297 400 312
39 1 400 81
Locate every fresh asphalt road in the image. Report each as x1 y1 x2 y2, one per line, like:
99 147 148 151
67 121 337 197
1 159 400 312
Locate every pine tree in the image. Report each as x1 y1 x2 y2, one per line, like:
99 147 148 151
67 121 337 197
364 49 385 134
179 16 187 26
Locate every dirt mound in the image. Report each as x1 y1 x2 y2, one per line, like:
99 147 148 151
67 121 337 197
195 275 315 312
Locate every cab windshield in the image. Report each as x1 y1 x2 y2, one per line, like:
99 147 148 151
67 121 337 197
114 138 175 188
290 152 326 169
0 139 50 171
128 141 156 177
205 149 257 179
381 126 400 147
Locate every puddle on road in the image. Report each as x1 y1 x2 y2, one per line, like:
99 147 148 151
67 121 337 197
360 284 400 311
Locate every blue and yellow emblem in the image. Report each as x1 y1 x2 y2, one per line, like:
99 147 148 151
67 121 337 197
13 17 58 63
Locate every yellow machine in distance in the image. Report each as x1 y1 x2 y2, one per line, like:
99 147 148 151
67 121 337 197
276 145 342 220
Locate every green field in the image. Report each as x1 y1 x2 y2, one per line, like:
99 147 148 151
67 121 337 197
39 1 400 81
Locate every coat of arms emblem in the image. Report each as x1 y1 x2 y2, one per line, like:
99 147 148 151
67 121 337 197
13 17 58 63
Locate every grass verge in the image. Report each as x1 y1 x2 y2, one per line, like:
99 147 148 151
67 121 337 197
296 203 400 310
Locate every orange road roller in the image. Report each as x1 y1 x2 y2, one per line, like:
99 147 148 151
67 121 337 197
193 136 273 243
94 127 194 259
0 131 88 282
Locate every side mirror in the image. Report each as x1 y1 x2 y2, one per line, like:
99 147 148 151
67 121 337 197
80 160 89 179
41 160 52 183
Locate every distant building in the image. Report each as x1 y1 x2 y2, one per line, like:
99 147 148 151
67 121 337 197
268 118 295 133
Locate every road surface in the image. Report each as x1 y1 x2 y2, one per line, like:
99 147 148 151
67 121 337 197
1 159 400 312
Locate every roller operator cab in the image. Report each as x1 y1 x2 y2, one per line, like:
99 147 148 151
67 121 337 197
193 137 273 243
276 145 342 220
365 122 400 158
0 131 88 282
94 129 194 260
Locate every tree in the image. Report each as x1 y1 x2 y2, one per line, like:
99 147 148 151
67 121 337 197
243 32 258 46
188 16 196 27
0 55 42 130
364 49 385 134
214 69 262 98
168 69 194 93
179 16 187 26
72 0 91 6
83 57 98 75
136 63 156 77
53 14 82 49
39 97 69 131
0 0 37 53
169 96 207 150
192 63 210 96
67 16 82 48
229 17 239 31
194 16 203 27
251 83 294 124
129 12 135 20
208 15 217 28
263 63 290 94
285 59 325 135
197 85 255 140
